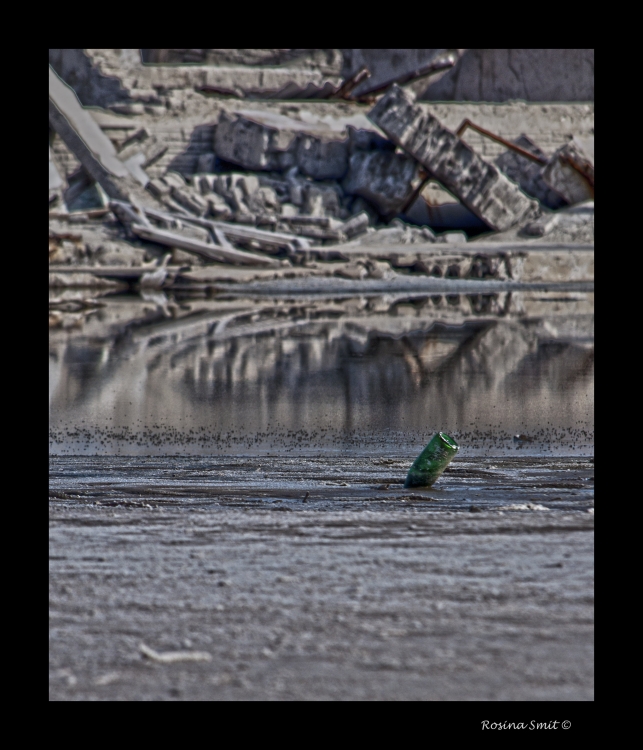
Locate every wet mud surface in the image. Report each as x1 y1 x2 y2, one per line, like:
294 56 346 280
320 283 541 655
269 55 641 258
50 455 593 701
50 291 593 700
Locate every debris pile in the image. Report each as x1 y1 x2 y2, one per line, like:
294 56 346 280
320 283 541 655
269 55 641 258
49 65 594 291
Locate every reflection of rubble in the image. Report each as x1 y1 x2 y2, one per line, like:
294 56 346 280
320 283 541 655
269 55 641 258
49 291 593 439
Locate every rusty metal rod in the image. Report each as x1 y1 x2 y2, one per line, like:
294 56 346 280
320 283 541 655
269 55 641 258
455 119 548 165
361 55 457 97
560 153 595 189
334 66 371 100
396 169 431 219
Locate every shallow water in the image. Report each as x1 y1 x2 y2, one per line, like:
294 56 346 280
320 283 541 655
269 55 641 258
49 289 594 701
49 290 593 459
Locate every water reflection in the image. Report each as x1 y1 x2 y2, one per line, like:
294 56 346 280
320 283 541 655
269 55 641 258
49 291 593 455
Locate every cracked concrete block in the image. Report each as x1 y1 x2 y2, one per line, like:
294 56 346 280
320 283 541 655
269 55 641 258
195 174 217 195
170 185 208 216
208 173 257 215
541 137 594 206
302 184 343 218
163 171 187 189
342 149 422 218
347 125 395 154
494 135 566 210
238 175 260 198
437 231 468 244
229 186 251 215
207 196 232 220
368 85 539 231
214 111 350 179
214 111 297 171
280 203 299 218
342 211 370 239
147 178 171 198
214 112 273 170
295 134 348 180
246 186 281 215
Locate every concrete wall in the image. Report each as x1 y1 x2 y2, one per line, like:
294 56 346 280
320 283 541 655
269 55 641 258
50 49 595 110
422 49 594 102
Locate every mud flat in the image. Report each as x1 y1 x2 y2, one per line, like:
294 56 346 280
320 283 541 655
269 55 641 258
49 455 593 701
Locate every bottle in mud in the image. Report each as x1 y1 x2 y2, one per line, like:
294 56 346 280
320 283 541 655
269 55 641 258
404 432 459 488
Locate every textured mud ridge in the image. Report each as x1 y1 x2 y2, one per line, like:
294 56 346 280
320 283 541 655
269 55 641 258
49 455 594 512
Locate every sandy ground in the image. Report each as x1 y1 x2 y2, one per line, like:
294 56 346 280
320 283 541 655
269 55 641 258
49 456 594 701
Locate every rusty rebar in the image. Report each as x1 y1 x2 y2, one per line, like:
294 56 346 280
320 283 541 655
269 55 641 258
361 55 458 97
455 119 548 165
334 66 371 100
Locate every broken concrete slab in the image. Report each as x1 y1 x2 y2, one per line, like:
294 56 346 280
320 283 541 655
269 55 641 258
129 222 280 267
472 201 594 245
214 111 296 171
541 137 594 205
214 110 350 179
494 135 566 210
347 126 395 154
341 211 370 239
139 205 309 255
368 85 539 232
49 66 154 206
170 186 208 216
342 149 423 218
521 201 595 241
302 183 344 218
295 134 348 180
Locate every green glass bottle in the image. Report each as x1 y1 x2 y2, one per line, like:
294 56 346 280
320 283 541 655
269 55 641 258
404 432 459 488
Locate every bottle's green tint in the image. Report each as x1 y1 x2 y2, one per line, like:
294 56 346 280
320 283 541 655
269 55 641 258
404 431 459 488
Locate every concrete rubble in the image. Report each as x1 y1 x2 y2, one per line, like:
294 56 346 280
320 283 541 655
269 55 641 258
368 85 540 232
49 57 594 301
541 136 594 205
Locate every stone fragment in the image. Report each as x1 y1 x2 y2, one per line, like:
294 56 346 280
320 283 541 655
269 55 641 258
214 111 296 171
214 111 349 179
280 202 299 218
246 186 281 215
342 149 422 217
368 85 539 231
170 185 208 216
162 171 187 189
347 125 395 154
342 211 370 239
207 197 232 220
238 174 260 198
541 137 594 205
437 231 468 244
194 174 216 195
147 178 171 198
494 135 566 210
302 184 343 218
296 134 348 180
